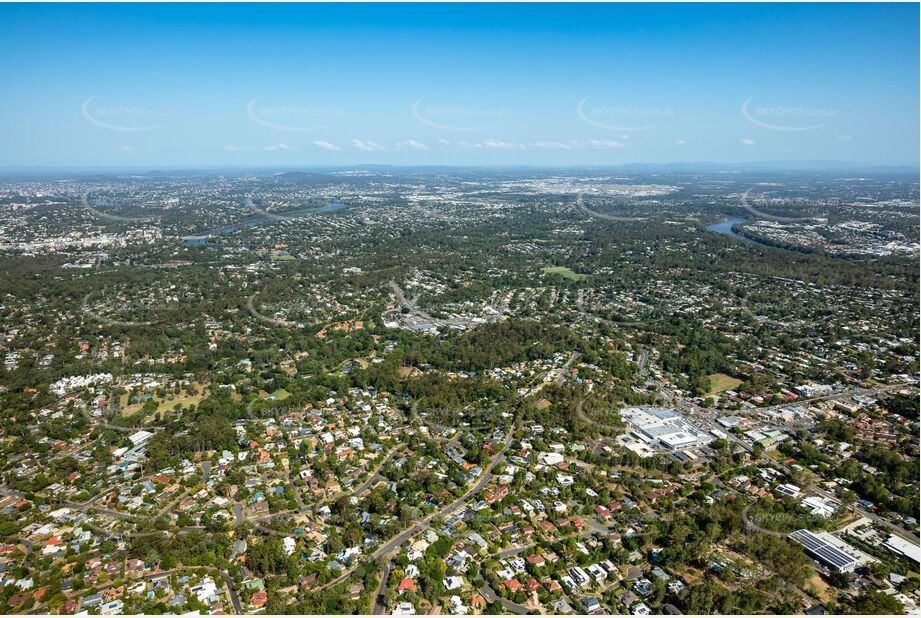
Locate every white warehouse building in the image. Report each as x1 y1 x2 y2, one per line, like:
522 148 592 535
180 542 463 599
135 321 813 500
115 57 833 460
621 407 712 451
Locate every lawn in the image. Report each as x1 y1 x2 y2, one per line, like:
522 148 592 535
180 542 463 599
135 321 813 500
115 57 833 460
765 449 785 462
707 373 743 395
268 388 291 401
120 383 207 418
157 391 206 412
541 266 588 281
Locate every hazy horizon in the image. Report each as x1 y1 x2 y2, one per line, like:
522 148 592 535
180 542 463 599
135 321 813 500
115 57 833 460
1 160 919 175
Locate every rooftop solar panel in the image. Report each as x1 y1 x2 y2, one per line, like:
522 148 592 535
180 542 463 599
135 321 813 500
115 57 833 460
789 530 858 571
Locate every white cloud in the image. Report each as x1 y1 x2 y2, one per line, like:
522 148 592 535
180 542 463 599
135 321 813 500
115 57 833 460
456 139 517 150
224 145 245 152
111 145 156 153
588 139 625 149
451 138 625 151
836 135 853 142
313 140 342 151
532 141 576 150
351 139 385 151
741 138 755 145
531 139 623 149
482 138 523 150
262 142 295 151
675 139 686 145
397 139 428 151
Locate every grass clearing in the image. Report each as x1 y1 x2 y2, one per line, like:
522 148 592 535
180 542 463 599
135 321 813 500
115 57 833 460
805 573 833 603
707 372 743 395
397 366 420 378
541 266 588 281
157 392 207 412
120 383 207 417
268 388 291 401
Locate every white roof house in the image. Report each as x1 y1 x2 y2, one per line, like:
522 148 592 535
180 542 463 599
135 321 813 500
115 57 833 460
882 535 921 564
128 430 154 446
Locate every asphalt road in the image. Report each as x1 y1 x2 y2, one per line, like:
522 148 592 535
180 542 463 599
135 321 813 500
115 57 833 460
372 556 395 615
348 448 400 498
637 347 649 376
16 538 33 573
478 581 531 615
220 569 243 614
477 560 531 616
0 487 142 523
555 351 581 385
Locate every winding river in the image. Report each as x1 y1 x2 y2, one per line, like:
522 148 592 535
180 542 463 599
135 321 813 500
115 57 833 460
706 217 764 246
183 200 346 246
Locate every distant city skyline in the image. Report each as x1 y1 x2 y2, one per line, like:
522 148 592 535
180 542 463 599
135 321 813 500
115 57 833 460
1 3 918 168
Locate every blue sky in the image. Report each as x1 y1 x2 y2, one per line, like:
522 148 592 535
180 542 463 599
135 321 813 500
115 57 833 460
1 3 918 168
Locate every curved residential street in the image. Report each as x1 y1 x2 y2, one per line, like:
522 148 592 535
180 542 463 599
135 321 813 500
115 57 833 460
318 424 516 591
